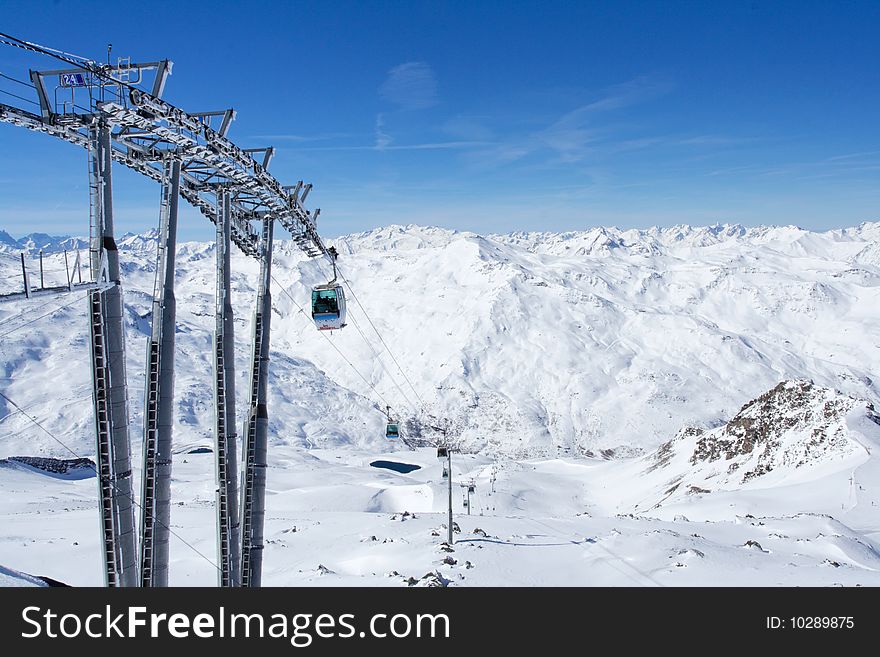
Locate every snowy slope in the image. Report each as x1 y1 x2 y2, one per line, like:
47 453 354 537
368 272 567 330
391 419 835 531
2 221 880 586
1 221 879 460
586 380 880 518
3 434 880 586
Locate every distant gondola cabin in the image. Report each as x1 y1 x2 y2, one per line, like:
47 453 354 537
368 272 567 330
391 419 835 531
386 423 399 439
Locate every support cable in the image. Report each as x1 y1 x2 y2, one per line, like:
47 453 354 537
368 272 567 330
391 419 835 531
0 388 222 578
0 292 86 339
333 262 426 407
313 261 418 413
345 312 417 411
0 88 39 106
270 274 392 410
0 71 35 88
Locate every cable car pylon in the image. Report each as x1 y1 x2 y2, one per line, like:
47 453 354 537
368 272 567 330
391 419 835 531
1 32 348 587
87 119 138 587
240 217 274 588
213 190 241 587
139 157 181 587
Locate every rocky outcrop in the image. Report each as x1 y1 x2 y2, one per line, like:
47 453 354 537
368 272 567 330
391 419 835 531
685 381 873 484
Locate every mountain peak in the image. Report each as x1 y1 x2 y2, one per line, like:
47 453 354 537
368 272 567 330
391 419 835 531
0 231 88 254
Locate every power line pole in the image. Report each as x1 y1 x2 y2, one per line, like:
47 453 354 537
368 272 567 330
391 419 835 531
447 448 453 545
432 421 454 547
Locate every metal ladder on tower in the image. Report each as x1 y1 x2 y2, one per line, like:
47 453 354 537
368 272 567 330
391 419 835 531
87 128 120 587
88 147 102 279
240 310 263 587
140 340 160 586
90 290 119 587
214 333 232 586
140 161 173 587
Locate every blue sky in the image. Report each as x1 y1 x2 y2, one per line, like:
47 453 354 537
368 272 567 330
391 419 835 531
1 0 879 241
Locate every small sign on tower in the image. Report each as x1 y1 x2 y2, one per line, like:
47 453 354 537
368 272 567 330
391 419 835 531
59 72 87 87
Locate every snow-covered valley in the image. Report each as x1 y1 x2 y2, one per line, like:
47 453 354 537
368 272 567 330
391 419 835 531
1 222 879 586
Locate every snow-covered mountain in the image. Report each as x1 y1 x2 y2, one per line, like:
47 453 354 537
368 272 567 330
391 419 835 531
2 221 880 587
0 230 88 254
589 380 880 516
329 221 880 456
1 221 878 461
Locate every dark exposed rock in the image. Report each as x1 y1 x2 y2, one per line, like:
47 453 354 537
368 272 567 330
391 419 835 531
688 380 859 482
649 427 703 473
1 456 95 476
407 571 450 587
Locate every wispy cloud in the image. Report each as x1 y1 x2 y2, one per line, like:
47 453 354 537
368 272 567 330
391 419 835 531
706 150 880 180
581 75 673 113
250 132 352 143
380 62 438 110
374 113 392 150
466 75 675 168
289 110 488 153
441 115 495 142
297 140 488 152
825 150 880 162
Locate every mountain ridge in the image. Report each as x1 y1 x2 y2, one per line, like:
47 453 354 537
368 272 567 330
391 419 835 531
0 221 878 460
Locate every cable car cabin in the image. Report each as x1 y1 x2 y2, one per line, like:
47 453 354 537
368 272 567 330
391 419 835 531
436 447 449 460
311 284 347 331
385 422 400 439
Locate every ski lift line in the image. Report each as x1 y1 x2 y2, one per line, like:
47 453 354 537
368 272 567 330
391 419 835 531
307 260 416 413
336 267 425 407
0 384 93 425
343 310 417 412
332 298 418 412
0 32 95 66
270 274 393 409
0 71 35 88
327 261 425 407
0 292 87 339
0 88 40 107
314 283 417 412
311 260 418 415
0 32 126 90
0 288 86 329
0 388 223 577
